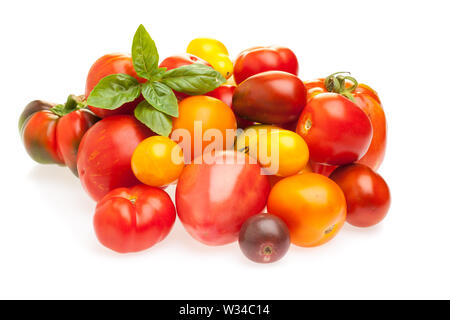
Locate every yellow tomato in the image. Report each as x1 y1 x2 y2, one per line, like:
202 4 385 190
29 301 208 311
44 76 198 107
131 136 185 187
235 125 309 177
187 38 233 79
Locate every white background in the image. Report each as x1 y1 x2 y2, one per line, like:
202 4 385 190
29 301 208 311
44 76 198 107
1 0 449 299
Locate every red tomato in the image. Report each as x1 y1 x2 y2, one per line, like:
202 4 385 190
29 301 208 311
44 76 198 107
304 78 387 170
21 110 64 165
94 185 176 253
330 164 391 227
176 150 270 246
296 93 373 165
85 53 146 118
233 71 307 125
234 46 299 85
159 53 211 100
19 100 99 175
310 161 338 177
77 115 154 201
205 85 256 129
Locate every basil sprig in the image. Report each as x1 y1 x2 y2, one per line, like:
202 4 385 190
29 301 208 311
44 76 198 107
86 24 225 136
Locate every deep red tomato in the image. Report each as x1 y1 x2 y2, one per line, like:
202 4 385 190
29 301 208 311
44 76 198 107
205 85 255 129
94 185 176 253
330 164 391 227
296 93 373 165
176 150 270 246
159 53 211 100
233 71 307 125
310 161 338 177
234 46 299 85
304 77 386 170
19 99 99 175
77 115 154 201
85 53 146 118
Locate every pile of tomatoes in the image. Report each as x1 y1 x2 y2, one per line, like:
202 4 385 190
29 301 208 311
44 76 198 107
19 27 390 263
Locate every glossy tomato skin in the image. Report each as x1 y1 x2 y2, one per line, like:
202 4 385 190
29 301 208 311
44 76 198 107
234 46 299 85
21 110 64 165
18 100 54 133
77 115 154 201
267 173 347 247
310 161 338 177
205 85 256 129
56 110 99 176
94 185 176 253
330 164 391 227
297 93 373 165
159 53 211 100
85 53 146 118
176 150 270 246
233 71 307 125
304 79 386 170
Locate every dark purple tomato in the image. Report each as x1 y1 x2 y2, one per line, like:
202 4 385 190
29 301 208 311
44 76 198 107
239 213 290 263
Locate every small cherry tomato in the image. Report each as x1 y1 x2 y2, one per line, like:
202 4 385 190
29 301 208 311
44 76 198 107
187 38 233 79
233 71 307 125
77 115 154 201
239 213 291 264
236 126 309 177
205 85 256 129
159 53 211 100
330 164 391 227
171 96 237 162
85 53 146 118
297 93 373 165
131 136 185 187
234 46 299 85
267 173 347 247
94 185 176 253
176 150 270 246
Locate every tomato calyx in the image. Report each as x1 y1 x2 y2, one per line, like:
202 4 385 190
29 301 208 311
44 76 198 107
50 95 87 117
324 71 358 102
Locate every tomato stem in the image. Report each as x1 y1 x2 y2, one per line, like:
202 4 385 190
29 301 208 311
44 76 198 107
324 72 358 102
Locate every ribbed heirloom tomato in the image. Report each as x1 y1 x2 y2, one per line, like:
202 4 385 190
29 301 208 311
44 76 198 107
85 53 146 118
268 173 347 247
176 150 270 246
94 185 176 253
171 96 237 161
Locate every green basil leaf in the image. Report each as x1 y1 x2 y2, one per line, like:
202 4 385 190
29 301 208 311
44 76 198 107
134 100 172 136
132 24 159 79
142 81 178 117
161 64 226 95
86 74 141 110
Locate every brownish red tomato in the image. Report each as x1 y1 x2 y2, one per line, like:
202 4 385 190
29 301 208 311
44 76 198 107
330 164 391 227
77 115 154 201
159 53 211 100
19 99 99 175
234 46 299 85
85 53 146 118
233 71 307 125
176 150 270 246
296 93 373 165
304 76 386 170
94 185 176 253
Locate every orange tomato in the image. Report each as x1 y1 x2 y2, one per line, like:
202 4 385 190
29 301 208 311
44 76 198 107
171 96 237 161
131 136 185 187
267 173 347 247
267 161 312 188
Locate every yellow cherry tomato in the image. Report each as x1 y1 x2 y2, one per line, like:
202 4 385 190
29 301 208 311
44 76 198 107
131 136 185 187
236 125 309 177
187 38 233 79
